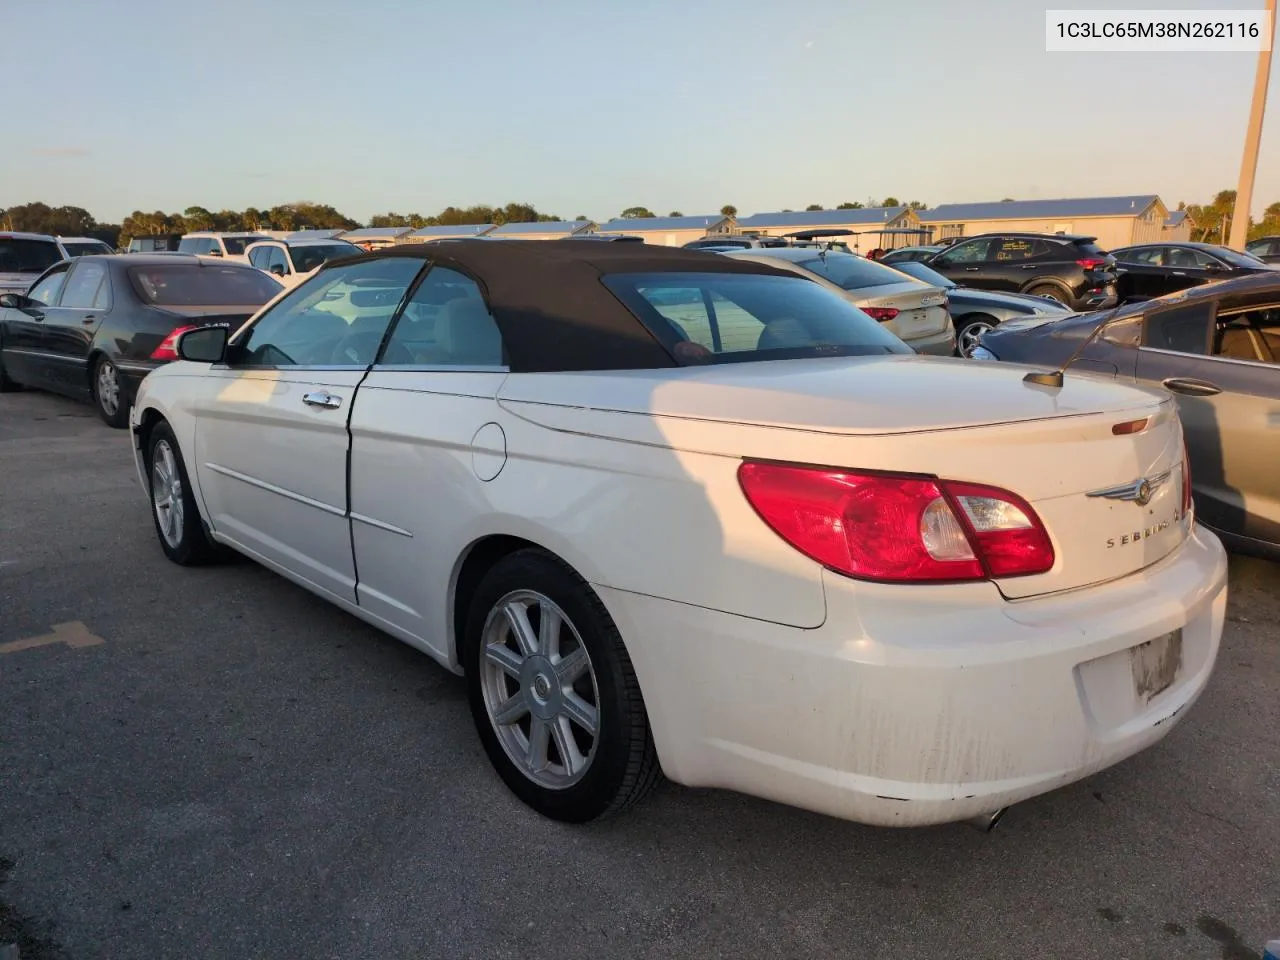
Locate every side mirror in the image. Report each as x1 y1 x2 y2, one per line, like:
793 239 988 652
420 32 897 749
176 326 229 363
1204 261 1224 273
206 249 223 258
269 263 286 277
0 293 25 309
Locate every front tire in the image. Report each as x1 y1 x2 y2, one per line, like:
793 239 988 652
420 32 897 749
465 549 660 822
147 421 220 565
92 356 128 428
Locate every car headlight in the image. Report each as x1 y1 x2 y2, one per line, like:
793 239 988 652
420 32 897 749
969 345 998 361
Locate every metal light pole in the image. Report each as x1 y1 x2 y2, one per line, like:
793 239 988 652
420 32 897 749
1229 0 1277 250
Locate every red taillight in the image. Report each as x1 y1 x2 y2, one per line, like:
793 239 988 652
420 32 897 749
150 325 198 361
737 462 1054 583
861 307 900 322
1077 258 1107 271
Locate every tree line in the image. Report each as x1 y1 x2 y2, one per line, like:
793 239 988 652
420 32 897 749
4 191 1279 249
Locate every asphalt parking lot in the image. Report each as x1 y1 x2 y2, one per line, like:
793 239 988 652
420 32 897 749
1 388 1277 960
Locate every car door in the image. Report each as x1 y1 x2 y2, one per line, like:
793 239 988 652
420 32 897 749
927 237 995 287
1113 246 1165 299
0 264 71 388
39 259 112 396
1163 246 1216 293
1134 292 1280 548
191 256 426 604
348 263 509 658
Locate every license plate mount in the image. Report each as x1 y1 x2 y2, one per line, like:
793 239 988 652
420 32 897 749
1130 628 1182 703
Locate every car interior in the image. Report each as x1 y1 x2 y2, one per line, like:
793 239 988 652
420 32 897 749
1214 307 1279 364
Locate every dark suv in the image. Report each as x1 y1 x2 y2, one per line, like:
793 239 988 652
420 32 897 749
925 233 1118 310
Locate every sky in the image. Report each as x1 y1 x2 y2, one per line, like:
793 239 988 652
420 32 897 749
5 0 1279 225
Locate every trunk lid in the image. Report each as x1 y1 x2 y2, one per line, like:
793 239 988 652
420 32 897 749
851 281 950 339
498 356 1188 599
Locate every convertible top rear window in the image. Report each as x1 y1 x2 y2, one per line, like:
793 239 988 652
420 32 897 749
603 271 911 364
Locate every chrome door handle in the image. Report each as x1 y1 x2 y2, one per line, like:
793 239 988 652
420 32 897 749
963 266 980 271
302 390 343 409
1161 377 1222 397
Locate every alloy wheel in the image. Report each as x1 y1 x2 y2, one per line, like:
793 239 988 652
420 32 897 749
479 589 601 790
96 361 120 416
151 439 185 549
958 321 995 358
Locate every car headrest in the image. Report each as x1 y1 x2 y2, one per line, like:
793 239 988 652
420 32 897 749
437 298 503 365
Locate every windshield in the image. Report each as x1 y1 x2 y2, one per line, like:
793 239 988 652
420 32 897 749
128 264 282 306
1208 245 1272 269
221 236 267 255
61 241 113 258
794 252 924 291
887 260 956 288
290 243 360 273
0 238 62 274
602 271 911 365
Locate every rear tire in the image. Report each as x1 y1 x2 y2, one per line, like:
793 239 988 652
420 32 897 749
92 356 128 428
465 548 660 823
0 350 20 392
147 421 221 566
1027 285 1071 308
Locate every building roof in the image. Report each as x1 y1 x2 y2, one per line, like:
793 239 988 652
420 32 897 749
407 224 497 238
596 215 729 233
735 207 909 229
918 196 1161 223
286 229 346 240
341 227 415 240
1165 210 1191 227
489 220 592 236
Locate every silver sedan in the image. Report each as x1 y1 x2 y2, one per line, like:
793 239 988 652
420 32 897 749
724 248 956 355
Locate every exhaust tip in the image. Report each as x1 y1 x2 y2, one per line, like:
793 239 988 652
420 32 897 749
965 807 1009 833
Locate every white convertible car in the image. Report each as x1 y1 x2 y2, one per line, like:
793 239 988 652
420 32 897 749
129 240 1228 828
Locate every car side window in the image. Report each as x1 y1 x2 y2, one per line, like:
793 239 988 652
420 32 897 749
25 267 70 306
233 258 424 367
267 246 289 276
1166 247 1214 269
379 266 504 366
59 262 110 310
1142 301 1215 355
248 246 270 269
1126 247 1164 266
1212 301 1280 364
990 238 1042 262
936 238 991 264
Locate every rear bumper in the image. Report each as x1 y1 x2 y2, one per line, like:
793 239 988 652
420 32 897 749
600 524 1227 827
115 359 161 405
906 325 958 356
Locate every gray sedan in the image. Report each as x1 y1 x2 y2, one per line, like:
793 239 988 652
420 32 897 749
977 274 1280 560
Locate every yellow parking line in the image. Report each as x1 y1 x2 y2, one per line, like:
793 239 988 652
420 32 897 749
0 621 106 656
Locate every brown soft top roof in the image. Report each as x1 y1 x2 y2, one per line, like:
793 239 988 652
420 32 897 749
328 239 798 373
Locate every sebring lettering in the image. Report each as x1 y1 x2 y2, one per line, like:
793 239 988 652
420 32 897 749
1105 510 1182 549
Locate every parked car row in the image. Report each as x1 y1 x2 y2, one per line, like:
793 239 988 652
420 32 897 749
0 254 283 424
